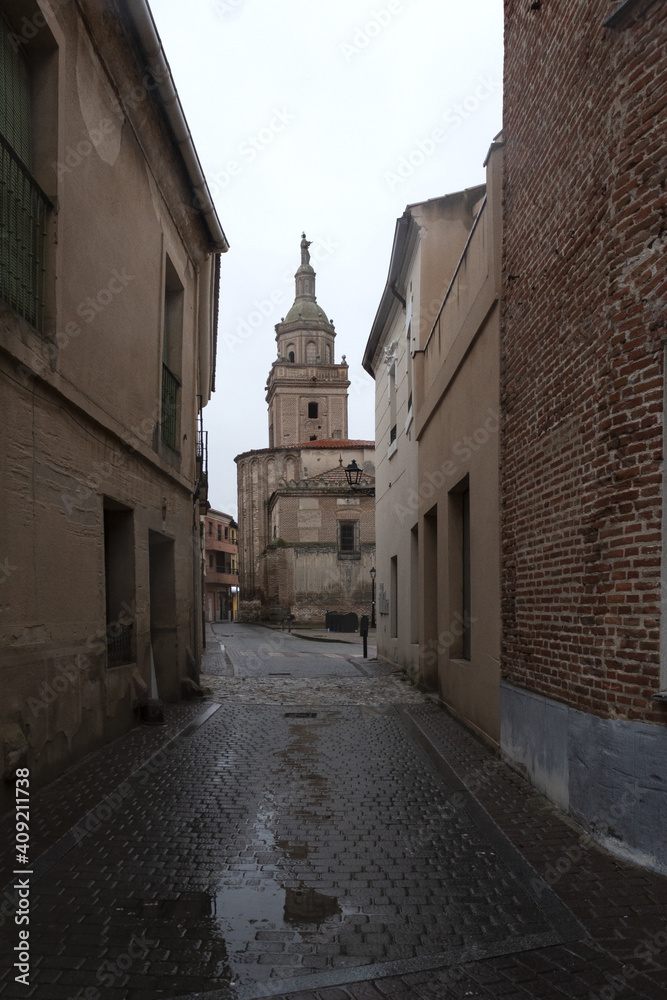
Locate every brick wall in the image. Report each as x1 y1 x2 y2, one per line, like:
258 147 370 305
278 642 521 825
501 0 667 723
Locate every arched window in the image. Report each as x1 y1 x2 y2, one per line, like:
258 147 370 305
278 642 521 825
306 341 316 363
288 351 295 362
286 343 295 362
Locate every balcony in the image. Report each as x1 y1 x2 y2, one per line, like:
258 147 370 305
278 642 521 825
0 133 51 332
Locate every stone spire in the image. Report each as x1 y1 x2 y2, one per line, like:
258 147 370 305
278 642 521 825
293 232 317 305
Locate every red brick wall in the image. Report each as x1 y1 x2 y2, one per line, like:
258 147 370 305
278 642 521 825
501 0 667 722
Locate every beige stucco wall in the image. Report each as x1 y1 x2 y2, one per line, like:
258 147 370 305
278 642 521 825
415 144 503 746
371 190 484 678
0 0 221 803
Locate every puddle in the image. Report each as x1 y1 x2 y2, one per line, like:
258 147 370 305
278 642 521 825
284 885 340 923
276 838 310 859
215 881 345 982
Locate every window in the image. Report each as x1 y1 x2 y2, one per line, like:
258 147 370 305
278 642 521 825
449 478 471 660
216 552 233 574
217 524 222 541
388 360 397 451
288 351 295 362
306 340 316 362
309 434 317 441
0 13 51 332
208 521 212 534
338 520 360 557
209 553 213 568
161 256 183 451
308 402 318 418
286 343 295 362
103 500 135 667
224 526 229 539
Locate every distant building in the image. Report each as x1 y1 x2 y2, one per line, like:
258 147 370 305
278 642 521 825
364 140 503 746
500 0 666 870
204 510 239 622
0 1 227 805
236 236 375 624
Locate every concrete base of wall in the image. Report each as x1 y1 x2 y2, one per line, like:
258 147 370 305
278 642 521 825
500 681 667 874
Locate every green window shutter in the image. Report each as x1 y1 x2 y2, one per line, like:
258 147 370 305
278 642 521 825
0 14 33 164
0 13 48 332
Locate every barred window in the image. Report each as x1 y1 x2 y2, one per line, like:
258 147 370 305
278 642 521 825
0 14 51 331
338 520 360 556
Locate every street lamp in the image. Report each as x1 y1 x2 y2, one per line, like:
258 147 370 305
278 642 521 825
370 566 376 628
344 460 362 486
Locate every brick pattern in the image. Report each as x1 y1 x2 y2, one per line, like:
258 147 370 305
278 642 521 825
501 0 667 721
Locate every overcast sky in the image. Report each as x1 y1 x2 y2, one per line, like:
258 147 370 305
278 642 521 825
150 0 504 517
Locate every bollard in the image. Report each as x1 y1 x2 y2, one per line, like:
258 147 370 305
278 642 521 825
360 614 369 659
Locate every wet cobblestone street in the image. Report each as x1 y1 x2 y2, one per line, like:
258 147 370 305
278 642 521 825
0 623 666 1000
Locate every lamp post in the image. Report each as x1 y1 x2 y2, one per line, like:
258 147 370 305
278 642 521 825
370 566 376 629
344 460 362 486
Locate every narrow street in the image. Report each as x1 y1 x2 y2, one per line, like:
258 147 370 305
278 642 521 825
0 624 665 1000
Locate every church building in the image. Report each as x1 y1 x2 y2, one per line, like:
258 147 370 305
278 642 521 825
235 236 375 624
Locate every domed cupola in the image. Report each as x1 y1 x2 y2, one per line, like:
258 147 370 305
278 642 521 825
266 233 350 446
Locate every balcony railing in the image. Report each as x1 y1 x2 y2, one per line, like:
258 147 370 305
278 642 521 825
161 362 180 451
0 133 50 332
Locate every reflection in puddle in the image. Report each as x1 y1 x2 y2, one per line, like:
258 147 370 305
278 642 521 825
284 885 341 923
215 881 345 982
276 838 309 860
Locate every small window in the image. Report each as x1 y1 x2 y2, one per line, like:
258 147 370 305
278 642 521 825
338 520 360 556
306 341 316 362
390 425 397 444
224 526 229 539
217 524 222 541
309 434 317 441
288 351 295 362
208 522 212 534
308 402 318 418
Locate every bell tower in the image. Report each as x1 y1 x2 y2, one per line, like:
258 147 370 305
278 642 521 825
266 234 350 447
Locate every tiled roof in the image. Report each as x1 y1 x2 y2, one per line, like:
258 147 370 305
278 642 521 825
296 439 375 448
298 464 375 489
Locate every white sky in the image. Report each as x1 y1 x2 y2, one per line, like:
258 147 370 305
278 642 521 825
150 0 504 517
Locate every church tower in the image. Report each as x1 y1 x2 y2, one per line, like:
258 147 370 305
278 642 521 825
266 235 350 447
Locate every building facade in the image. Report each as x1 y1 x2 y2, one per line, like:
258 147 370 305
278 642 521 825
236 237 376 624
204 510 238 622
364 142 503 747
0 0 227 806
501 0 666 868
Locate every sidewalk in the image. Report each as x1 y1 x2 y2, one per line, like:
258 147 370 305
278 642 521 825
259 623 377 659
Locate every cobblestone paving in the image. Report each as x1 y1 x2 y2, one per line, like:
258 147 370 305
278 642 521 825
0 624 665 1000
